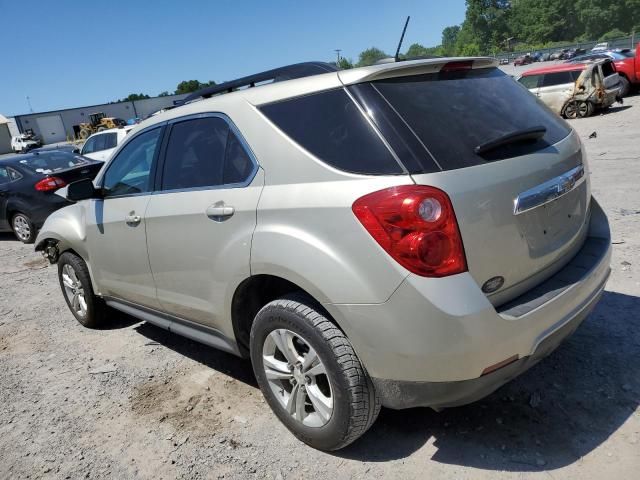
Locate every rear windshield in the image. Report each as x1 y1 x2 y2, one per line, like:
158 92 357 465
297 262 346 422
368 67 571 171
18 152 89 174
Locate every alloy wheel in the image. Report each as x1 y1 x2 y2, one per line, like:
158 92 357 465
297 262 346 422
262 328 333 427
12 215 31 242
61 263 88 318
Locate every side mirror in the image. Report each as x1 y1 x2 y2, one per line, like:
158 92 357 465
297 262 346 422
72 147 80 154
67 178 100 202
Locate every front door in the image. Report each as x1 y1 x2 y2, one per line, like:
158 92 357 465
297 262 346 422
145 115 262 335
86 126 164 309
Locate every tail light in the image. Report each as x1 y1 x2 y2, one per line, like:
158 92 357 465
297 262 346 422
440 60 473 73
352 185 467 277
35 176 67 192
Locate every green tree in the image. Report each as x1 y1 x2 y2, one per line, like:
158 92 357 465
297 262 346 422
600 28 628 41
356 47 389 67
121 93 150 102
158 91 170 97
174 80 216 95
405 43 430 58
441 25 461 55
337 57 354 69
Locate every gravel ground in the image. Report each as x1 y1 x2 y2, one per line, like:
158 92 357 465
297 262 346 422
1 92 639 479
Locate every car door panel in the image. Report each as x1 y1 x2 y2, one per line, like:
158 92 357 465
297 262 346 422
145 169 263 333
86 126 164 309
144 114 262 337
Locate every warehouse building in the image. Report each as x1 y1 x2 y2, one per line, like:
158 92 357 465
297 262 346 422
13 94 188 145
0 115 11 154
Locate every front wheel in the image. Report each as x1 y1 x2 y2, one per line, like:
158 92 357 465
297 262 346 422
250 294 380 451
57 252 108 328
564 100 593 119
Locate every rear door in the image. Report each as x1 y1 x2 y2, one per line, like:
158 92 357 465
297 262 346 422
350 66 589 305
145 114 262 332
537 71 576 114
0 166 10 230
86 126 164 308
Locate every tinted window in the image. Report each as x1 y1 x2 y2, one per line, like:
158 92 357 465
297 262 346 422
541 72 575 87
162 117 228 190
103 132 118 150
0 167 8 185
224 130 254 184
19 152 89 173
103 128 161 197
81 137 96 155
260 89 402 175
92 134 107 152
519 75 541 89
368 67 571 171
601 60 615 77
7 167 22 181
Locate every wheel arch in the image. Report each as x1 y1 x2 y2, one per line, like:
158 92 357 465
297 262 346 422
231 274 340 358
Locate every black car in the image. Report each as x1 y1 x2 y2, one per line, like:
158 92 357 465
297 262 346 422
0 150 102 243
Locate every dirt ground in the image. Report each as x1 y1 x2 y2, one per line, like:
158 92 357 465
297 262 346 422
1 88 639 480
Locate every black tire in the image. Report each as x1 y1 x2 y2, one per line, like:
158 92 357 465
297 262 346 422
564 100 592 119
619 76 631 97
11 213 36 244
57 252 107 328
250 294 380 451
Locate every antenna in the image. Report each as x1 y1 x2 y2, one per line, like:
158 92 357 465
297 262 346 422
394 16 411 62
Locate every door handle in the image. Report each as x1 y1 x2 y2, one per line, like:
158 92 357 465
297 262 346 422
125 214 141 225
206 204 235 220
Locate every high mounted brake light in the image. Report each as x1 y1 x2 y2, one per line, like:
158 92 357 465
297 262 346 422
440 61 474 73
353 186 467 277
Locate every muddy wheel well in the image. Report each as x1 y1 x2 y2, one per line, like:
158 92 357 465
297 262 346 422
231 275 325 358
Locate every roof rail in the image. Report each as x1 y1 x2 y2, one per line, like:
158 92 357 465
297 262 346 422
183 62 338 104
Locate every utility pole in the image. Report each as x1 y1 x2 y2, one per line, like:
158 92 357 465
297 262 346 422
26 96 34 113
334 49 342 63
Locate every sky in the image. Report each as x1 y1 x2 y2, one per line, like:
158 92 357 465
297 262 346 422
0 0 466 116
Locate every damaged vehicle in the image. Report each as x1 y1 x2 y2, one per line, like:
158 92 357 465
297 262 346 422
517 59 622 118
35 57 611 451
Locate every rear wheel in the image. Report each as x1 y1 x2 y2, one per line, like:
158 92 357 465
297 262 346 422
564 100 592 119
12 213 35 243
250 294 380 451
58 252 108 328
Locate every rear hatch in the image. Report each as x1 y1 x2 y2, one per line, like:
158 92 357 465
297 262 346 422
343 62 590 305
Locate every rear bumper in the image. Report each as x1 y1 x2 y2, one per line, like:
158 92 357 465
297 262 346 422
324 197 611 409
372 273 605 409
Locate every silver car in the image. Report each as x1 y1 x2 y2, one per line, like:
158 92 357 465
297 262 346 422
35 58 611 450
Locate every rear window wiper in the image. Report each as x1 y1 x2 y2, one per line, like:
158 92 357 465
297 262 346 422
474 126 547 156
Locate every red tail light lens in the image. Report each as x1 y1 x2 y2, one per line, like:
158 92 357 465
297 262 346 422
35 176 67 192
352 186 467 277
440 60 473 72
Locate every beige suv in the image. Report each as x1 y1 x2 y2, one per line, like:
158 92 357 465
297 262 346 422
36 58 611 450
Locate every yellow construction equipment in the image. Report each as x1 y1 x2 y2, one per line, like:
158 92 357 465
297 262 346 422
77 112 126 140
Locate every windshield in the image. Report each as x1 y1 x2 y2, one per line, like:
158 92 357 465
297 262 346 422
18 152 89 174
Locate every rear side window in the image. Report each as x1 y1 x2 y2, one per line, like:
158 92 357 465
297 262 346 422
518 75 541 89
161 116 255 191
541 72 575 87
0 167 8 184
103 132 118 149
366 67 571 171
260 89 402 175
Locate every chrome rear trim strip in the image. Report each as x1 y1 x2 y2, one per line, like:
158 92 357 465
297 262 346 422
514 164 585 215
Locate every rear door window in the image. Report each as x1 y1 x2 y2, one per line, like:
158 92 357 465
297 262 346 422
541 72 575 87
260 89 402 175
364 67 571 171
518 75 541 89
103 132 118 150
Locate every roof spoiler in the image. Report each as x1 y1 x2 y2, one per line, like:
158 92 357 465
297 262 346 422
181 62 338 104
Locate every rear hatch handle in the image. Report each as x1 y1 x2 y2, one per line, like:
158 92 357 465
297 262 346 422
474 125 547 156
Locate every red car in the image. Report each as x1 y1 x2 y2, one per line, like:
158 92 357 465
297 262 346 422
514 55 533 66
567 42 640 95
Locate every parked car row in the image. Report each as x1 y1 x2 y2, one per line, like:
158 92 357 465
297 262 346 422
517 59 622 118
565 43 640 96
